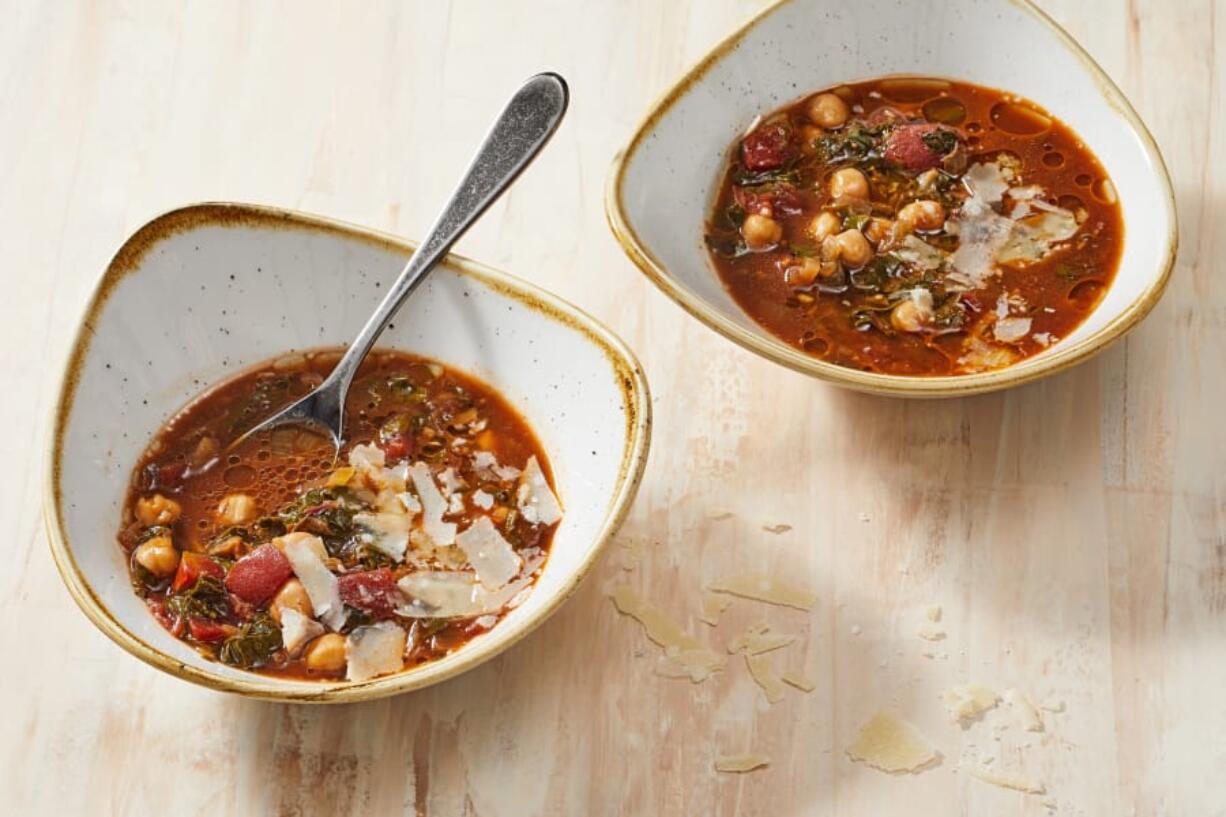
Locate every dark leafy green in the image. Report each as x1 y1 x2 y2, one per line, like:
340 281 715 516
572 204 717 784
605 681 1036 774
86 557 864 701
219 613 283 669
165 574 230 621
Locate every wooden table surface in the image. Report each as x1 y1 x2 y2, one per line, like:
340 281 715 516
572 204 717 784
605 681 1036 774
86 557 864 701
3 1 1221 814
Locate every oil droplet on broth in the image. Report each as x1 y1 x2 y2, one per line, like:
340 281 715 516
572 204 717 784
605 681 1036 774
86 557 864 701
920 96 966 125
224 463 257 489
989 101 1051 136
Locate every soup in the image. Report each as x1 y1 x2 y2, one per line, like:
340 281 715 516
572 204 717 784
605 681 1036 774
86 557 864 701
704 77 1123 376
118 349 562 682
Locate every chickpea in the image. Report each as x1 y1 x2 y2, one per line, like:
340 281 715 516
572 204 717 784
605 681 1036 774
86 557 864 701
891 297 933 333
798 124 824 156
216 493 257 526
864 217 893 245
806 92 850 128
270 579 314 623
808 211 841 243
133 535 179 578
207 535 246 559
829 167 869 200
784 257 824 287
897 199 945 231
741 213 783 251
303 633 347 673
272 532 329 562
136 494 181 527
833 229 873 267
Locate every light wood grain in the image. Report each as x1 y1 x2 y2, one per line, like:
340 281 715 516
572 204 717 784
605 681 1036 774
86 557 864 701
2 1 1222 814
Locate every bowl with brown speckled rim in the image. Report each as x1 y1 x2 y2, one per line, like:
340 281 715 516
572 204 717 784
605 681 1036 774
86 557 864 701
606 0 1176 397
44 202 651 702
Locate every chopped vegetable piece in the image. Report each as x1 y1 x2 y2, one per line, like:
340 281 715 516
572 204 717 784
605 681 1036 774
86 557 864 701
224 543 293 605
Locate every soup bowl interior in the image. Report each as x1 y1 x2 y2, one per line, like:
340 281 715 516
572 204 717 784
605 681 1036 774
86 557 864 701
46 203 650 701
608 0 1175 395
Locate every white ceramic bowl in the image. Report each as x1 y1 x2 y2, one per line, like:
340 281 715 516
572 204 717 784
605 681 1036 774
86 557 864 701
607 0 1176 396
45 203 651 702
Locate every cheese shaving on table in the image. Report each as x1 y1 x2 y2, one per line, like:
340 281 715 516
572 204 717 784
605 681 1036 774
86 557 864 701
714 754 770 773
917 622 946 641
1004 689 1044 732
281 533 345 631
781 670 816 693
942 684 1000 725
698 591 732 626
608 586 724 682
517 456 562 525
353 511 411 562
962 765 1046 795
925 605 942 622
745 653 787 704
846 713 939 774
707 573 816 611
727 622 796 655
408 462 456 546
278 608 324 657
345 621 406 682
455 516 522 589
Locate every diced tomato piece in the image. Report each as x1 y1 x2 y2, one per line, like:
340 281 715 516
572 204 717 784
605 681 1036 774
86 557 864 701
338 568 403 619
146 596 180 635
224 543 294 605
171 551 224 592
883 123 958 171
379 434 413 461
741 122 796 171
188 617 234 643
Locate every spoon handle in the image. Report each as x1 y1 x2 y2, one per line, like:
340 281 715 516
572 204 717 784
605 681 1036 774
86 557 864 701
326 72 568 405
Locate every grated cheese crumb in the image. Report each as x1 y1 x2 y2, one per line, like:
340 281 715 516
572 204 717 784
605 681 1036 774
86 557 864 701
1004 689 1044 732
708 573 816 611
846 713 939 773
925 605 942 622
917 622 946 641
715 753 770 773
942 684 1000 725
762 523 792 534
726 622 796 655
609 586 723 682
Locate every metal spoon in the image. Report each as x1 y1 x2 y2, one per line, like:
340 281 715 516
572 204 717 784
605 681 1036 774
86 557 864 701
231 72 568 454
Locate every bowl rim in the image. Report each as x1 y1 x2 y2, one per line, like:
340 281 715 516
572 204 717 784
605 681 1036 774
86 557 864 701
604 0 1178 397
43 201 653 703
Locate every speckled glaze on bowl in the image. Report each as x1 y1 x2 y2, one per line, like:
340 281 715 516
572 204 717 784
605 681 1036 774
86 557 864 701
45 203 651 702
606 0 1176 397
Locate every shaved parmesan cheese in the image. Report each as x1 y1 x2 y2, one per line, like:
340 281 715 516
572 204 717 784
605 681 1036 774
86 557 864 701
517 456 562 526
714 754 770 773
396 569 536 618
998 209 1078 265
963 161 1012 204
345 622 406 682
781 670 816 693
948 195 1014 288
847 713 939 774
963 765 1046 795
437 467 464 496
762 523 792 534
283 534 345 631
745 654 787 704
608 586 724 682
409 462 456 546
894 235 945 271
456 516 522 590
348 443 385 472
656 648 724 682
993 316 1032 343
473 451 498 471
279 608 324 657
727 622 796 655
353 512 411 561
943 684 1000 725
447 493 465 516
925 605 942 622
274 532 328 562
707 573 816 611
1008 184 1043 201
396 491 422 514
1004 689 1044 732
958 335 1020 372
917 622 946 641
381 462 408 493
471 490 494 510
699 591 732 626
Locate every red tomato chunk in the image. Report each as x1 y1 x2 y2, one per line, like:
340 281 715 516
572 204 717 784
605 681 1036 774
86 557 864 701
188 617 234 643
225 543 294 605
741 122 795 171
171 551 224 592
